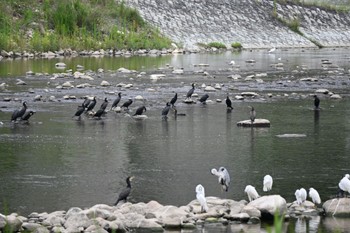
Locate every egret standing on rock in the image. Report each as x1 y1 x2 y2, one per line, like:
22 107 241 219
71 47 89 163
309 188 321 205
211 167 230 192
226 94 233 110
111 92 122 110
133 106 147 116
195 184 208 213
162 102 171 119
11 101 27 122
263 175 273 192
114 176 134 205
338 174 350 197
170 93 177 107
314 95 320 110
249 106 256 123
295 188 307 205
245 185 260 202
199 94 209 104
186 83 195 99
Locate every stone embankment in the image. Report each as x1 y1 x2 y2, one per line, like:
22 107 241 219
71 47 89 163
0 195 330 233
126 0 350 49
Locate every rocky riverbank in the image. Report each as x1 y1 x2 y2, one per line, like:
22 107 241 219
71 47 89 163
0 195 330 233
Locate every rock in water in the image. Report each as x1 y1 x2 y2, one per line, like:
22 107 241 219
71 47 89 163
237 119 270 127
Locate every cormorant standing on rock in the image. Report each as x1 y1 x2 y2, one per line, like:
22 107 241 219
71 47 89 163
186 83 195 99
121 99 133 110
170 93 177 107
133 106 147 116
85 97 96 112
162 102 171 119
82 97 91 108
249 106 256 123
100 98 108 111
199 94 209 104
73 104 85 119
21 111 35 122
11 101 27 122
314 95 320 110
226 94 233 110
93 109 104 119
111 92 122 110
114 176 134 205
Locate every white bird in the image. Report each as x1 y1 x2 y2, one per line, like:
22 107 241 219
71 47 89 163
309 188 321 204
244 185 260 202
263 175 273 192
195 184 208 213
229 60 235 65
295 188 307 205
211 167 230 192
268 47 276 53
338 174 350 197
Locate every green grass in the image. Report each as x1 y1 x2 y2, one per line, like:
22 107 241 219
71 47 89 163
207 42 227 49
0 0 172 52
231 42 242 50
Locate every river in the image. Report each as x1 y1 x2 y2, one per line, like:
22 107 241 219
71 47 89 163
0 48 349 232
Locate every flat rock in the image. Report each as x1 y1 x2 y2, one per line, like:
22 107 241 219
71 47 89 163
276 134 306 138
247 195 287 219
237 119 270 127
323 198 350 217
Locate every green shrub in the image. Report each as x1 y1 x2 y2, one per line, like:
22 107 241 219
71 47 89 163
207 42 227 49
231 42 242 49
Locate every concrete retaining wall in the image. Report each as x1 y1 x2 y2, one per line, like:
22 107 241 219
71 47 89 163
126 0 350 49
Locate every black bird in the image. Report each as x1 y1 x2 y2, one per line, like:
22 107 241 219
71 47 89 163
100 97 108 111
21 111 35 121
85 97 96 112
73 104 85 119
11 101 27 122
82 97 91 108
314 95 320 110
186 83 195 99
93 109 104 119
110 92 122 110
170 93 177 107
199 94 209 104
121 99 133 110
162 102 171 118
133 106 147 116
114 176 134 205
226 94 233 110
249 106 256 123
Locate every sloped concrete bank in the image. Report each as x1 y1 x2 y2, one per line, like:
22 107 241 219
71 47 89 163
126 0 350 49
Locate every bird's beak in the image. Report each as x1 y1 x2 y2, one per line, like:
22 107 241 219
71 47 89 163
130 176 135 181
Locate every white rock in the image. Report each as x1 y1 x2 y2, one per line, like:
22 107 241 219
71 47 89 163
201 83 207 88
0 214 6 229
55 63 66 68
62 82 74 88
237 119 271 127
330 94 342 99
247 195 287 217
172 69 184 74
118 67 134 73
235 95 244 100
276 134 306 138
26 70 35 76
315 89 329 94
124 84 133 88
228 74 242 80
241 92 258 97
214 84 222 89
100 80 111 86
204 86 216 92
6 215 23 232
64 212 92 229
134 95 144 101
150 74 165 80
216 99 222 103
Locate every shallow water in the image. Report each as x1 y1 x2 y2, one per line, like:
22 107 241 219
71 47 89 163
0 48 350 232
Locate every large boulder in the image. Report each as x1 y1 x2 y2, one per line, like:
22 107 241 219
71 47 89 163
247 195 287 219
323 198 350 217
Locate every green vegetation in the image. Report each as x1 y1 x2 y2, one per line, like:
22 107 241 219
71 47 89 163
267 214 284 233
0 0 172 52
207 42 227 49
231 42 242 50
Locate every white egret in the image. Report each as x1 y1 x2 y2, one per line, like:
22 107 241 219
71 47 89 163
309 188 321 204
295 188 307 205
195 184 208 213
263 175 273 192
229 60 235 65
268 47 276 53
338 174 350 197
211 167 230 192
244 185 260 202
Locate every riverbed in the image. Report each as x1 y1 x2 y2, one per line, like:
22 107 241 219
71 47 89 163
0 48 349 232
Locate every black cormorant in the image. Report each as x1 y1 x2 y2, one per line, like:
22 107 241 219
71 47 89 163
170 93 177 107
11 101 27 122
121 99 133 109
114 176 134 205
162 102 171 118
226 95 233 110
314 95 320 110
100 97 108 111
186 83 195 99
199 94 209 104
73 104 85 119
249 106 256 123
82 97 91 108
133 106 146 116
21 111 35 121
110 92 122 110
85 97 96 112
93 109 104 119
